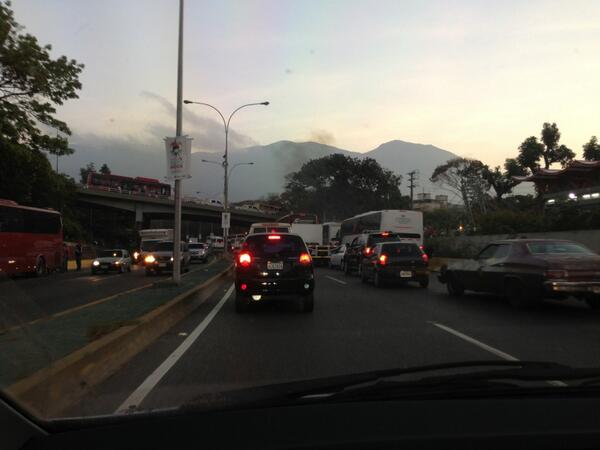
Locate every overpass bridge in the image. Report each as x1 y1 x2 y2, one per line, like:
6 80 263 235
75 187 276 242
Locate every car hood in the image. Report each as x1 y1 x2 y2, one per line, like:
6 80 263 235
534 253 600 270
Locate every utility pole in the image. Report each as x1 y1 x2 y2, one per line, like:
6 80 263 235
407 170 418 209
172 0 184 284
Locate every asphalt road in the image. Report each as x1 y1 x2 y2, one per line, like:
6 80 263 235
66 266 600 418
0 261 211 331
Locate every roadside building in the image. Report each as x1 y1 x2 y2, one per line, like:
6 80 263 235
413 193 449 212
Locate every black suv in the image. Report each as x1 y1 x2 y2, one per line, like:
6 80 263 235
235 233 315 313
360 241 429 288
343 231 408 277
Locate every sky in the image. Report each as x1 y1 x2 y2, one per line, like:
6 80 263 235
12 0 600 168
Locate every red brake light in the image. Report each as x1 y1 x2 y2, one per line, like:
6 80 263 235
379 254 388 265
381 232 390 237
268 235 281 240
421 252 429 264
364 247 372 256
299 252 312 264
238 252 252 267
240 283 248 291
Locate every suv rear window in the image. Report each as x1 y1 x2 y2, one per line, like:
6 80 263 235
189 243 205 249
381 243 421 256
244 235 306 257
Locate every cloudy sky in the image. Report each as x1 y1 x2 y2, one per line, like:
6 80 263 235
12 0 600 167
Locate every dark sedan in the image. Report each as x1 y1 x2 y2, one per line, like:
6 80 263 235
439 239 600 308
360 241 429 288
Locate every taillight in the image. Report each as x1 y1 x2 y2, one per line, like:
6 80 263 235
364 247 372 256
379 254 388 265
299 252 312 265
238 252 252 267
381 232 390 237
421 253 429 264
268 235 281 240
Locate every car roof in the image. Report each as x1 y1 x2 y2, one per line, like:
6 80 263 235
377 240 419 246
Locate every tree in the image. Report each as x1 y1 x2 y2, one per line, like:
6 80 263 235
517 123 575 172
0 1 84 155
430 158 489 226
80 162 95 184
99 163 111 174
483 158 528 201
583 136 600 161
281 154 406 221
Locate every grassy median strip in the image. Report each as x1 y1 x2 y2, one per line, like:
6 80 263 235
0 259 231 389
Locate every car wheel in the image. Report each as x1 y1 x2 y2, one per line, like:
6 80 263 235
302 293 314 313
119 265 124 274
585 295 600 310
35 258 46 277
419 277 429 289
127 264 132 272
235 292 249 313
360 265 369 283
343 260 351 276
145 270 153 277
446 274 464 297
506 279 534 308
91 268 97 275
374 270 384 288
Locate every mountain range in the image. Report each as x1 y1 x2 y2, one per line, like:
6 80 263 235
58 138 460 202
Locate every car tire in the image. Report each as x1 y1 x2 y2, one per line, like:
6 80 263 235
446 274 464 297
343 260 351 276
145 270 153 277
360 266 369 283
419 277 429 289
127 264 132 272
374 270 384 288
91 268 97 275
302 293 314 313
119 265 124 274
235 292 249 313
506 279 534 308
35 258 46 277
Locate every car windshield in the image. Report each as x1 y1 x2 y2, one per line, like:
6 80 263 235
527 242 594 255
244 235 305 257
100 250 123 258
4 0 600 427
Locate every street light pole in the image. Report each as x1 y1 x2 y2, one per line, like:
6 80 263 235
173 0 184 283
184 100 268 250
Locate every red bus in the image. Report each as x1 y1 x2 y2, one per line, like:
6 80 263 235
0 199 63 276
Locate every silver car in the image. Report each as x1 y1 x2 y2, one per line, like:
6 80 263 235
189 242 208 263
144 241 191 276
91 249 132 274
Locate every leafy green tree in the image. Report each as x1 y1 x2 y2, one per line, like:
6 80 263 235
483 159 528 201
517 123 575 172
99 163 111 174
0 1 83 155
80 162 95 184
281 154 406 221
583 136 600 161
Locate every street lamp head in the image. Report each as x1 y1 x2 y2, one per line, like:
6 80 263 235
261 101 270 106
248 162 255 165
183 100 193 104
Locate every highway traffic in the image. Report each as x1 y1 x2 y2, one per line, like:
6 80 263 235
65 265 600 417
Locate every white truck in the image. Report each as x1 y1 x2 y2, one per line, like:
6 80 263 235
136 228 173 264
290 223 337 266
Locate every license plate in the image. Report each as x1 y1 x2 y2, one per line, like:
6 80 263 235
400 271 413 278
101 264 109 268
159 263 167 268
267 261 284 270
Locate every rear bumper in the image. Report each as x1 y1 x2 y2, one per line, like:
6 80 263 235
190 255 207 261
145 262 173 272
544 280 600 294
377 267 429 281
235 275 315 296
93 263 122 272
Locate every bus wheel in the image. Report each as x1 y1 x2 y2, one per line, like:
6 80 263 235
35 258 46 277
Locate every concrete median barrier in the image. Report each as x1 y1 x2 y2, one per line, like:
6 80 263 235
4 260 233 417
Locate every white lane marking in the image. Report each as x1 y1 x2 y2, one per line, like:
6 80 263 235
325 275 347 285
115 283 235 413
429 321 567 387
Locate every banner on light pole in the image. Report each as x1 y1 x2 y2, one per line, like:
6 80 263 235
165 136 192 180
222 212 231 229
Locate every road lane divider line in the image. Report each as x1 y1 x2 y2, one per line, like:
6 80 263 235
428 321 567 387
115 283 235 414
325 275 347 285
